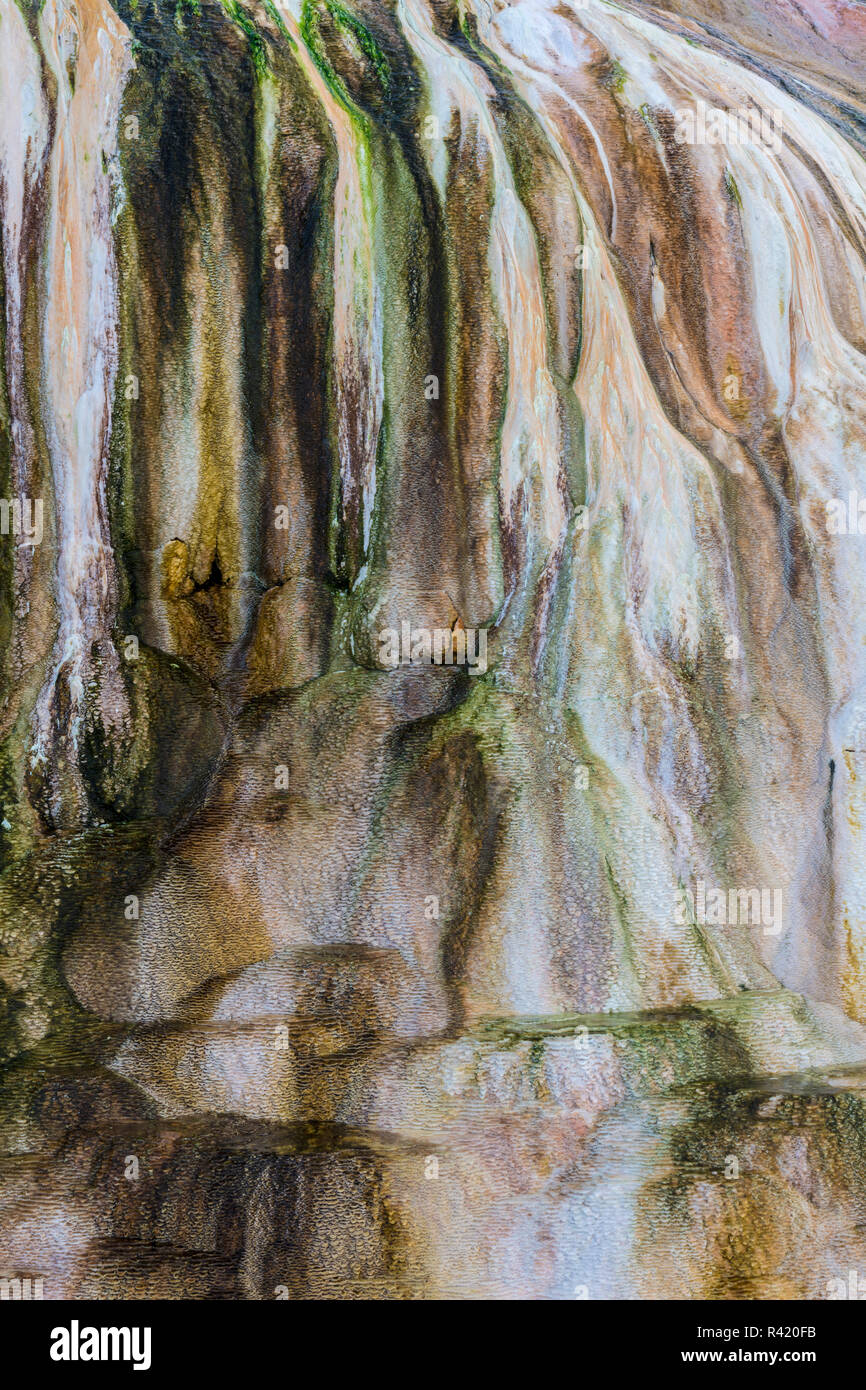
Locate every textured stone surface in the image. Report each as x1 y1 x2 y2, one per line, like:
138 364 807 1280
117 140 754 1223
1 0 866 1298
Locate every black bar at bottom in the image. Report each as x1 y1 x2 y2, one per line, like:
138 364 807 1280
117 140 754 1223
1 1296 855 1376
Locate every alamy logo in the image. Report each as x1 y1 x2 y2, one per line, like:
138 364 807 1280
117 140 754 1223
0 496 43 546
378 621 488 675
50 1321 152 1371
675 879 783 936
674 100 783 152
0 1276 43 1299
826 491 866 535
827 1270 866 1299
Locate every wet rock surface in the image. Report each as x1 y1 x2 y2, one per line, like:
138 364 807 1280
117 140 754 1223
1 0 866 1297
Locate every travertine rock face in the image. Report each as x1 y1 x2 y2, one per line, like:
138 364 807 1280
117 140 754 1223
2 0 866 1299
